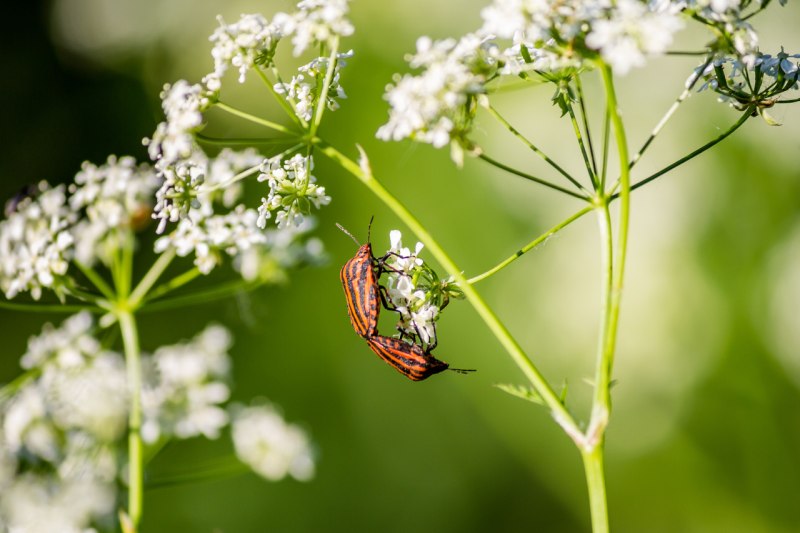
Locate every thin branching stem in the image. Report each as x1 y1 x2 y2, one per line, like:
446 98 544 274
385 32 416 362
215 102 298 136
253 66 308 130
613 108 752 197
484 104 589 194
627 55 714 172
468 206 593 284
563 81 599 189
575 75 599 180
311 37 340 136
478 153 590 200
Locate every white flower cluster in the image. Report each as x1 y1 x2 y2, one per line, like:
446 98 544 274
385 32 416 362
0 313 317 529
377 34 496 149
209 0 353 87
584 0 684 76
383 230 440 347
684 0 760 58
0 312 123 531
257 154 331 230
141 325 232 443
145 80 214 167
231 404 315 482
210 14 284 83
0 183 75 300
150 147 326 277
0 156 162 300
155 205 266 274
281 0 354 56
69 155 160 265
479 0 683 75
274 50 353 122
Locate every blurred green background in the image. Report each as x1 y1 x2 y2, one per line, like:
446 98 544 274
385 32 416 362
2 1 800 531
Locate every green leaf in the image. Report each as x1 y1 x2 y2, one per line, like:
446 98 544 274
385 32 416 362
494 383 545 405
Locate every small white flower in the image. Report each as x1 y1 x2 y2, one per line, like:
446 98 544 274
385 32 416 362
377 34 495 149
231 404 315 481
278 0 354 56
0 182 75 300
2 386 59 462
257 154 331 230
585 0 683 75
144 79 213 166
41 352 128 442
210 14 285 83
274 50 353 122
0 474 115 533
69 155 160 265
21 311 98 370
141 324 233 442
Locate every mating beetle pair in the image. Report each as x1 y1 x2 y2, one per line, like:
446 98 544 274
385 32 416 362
338 222 473 381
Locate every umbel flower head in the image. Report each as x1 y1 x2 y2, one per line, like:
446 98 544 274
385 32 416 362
0 314 316 531
0 182 75 300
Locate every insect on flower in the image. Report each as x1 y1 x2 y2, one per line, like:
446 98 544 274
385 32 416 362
365 334 474 382
337 220 382 338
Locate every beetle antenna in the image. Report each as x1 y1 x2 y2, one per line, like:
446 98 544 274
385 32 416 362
335 223 361 246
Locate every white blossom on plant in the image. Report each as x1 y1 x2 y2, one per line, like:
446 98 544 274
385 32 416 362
584 0 683 75
0 182 75 300
69 155 160 265
257 154 331 230
141 324 232 443
277 0 354 57
274 50 353 122
377 34 496 149
144 79 213 166
210 14 285 83
0 474 115 533
154 205 267 274
231 404 315 481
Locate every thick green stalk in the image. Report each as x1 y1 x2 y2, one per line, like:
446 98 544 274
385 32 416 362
316 140 582 441
582 446 609 533
119 309 143 531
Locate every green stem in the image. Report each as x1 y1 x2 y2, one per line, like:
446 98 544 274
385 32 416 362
478 153 589 200
0 368 42 402
563 81 599 189
627 55 713 172
617 108 752 197
316 140 582 441
139 279 260 313
582 446 609 533
575 75 599 182
119 309 144 531
143 268 202 303
196 133 300 146
129 249 175 308
311 37 340 136
467 205 593 284
592 62 631 430
0 300 101 313
215 102 298 136
253 65 308 130
484 104 589 194
198 164 262 195
146 455 248 489
74 260 115 300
